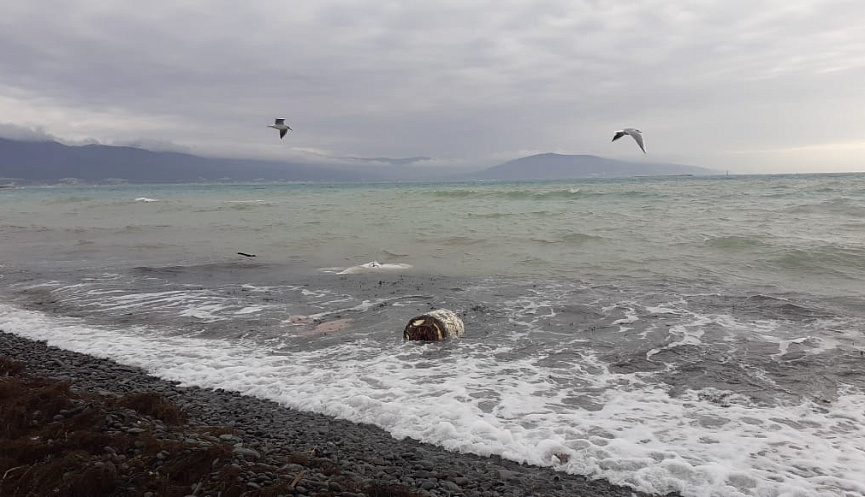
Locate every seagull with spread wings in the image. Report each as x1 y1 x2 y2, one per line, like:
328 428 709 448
612 128 646 153
268 118 292 139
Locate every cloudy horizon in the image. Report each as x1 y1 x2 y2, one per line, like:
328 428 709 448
1 1 864 173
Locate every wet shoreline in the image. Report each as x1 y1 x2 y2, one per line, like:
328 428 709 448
1 330 677 497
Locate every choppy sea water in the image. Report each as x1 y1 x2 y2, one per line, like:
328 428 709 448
2 175 865 497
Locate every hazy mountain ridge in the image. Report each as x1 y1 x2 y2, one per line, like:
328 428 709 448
464 153 720 180
0 138 720 185
0 138 382 183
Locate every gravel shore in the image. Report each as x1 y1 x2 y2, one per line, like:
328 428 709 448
1 330 679 497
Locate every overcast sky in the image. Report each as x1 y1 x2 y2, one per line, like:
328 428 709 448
1 1 864 173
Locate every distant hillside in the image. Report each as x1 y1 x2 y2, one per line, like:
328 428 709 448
0 138 384 184
1 137 720 185
466 153 719 180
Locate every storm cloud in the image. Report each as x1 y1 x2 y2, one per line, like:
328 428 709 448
1 1 863 172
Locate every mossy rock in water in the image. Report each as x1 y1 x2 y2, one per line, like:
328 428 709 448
403 309 465 341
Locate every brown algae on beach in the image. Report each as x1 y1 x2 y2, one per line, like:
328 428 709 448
0 356 420 497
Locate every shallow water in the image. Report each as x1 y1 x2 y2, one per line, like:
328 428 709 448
2 175 865 496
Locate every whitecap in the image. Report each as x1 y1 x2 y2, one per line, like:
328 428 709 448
335 261 413 275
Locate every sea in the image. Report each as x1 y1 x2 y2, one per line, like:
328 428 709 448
1 174 864 497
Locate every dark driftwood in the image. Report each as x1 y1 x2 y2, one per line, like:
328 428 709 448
403 309 465 341
237 252 256 258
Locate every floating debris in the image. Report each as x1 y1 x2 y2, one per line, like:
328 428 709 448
403 309 464 341
553 452 570 464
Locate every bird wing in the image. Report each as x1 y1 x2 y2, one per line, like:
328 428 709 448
279 128 287 139
275 118 285 125
612 131 626 142
628 131 646 153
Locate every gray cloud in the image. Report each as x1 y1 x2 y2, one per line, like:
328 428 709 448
1 0 864 173
0 122 57 142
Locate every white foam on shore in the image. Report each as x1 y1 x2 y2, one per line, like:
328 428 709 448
2 302 864 497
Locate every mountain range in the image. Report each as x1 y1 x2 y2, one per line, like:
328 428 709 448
464 153 719 180
0 137 720 185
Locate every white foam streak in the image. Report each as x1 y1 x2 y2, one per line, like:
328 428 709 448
328 261 413 275
234 306 264 315
51 286 262 323
646 318 708 359
2 304 864 497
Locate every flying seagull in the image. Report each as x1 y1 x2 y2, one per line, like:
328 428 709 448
268 118 292 139
612 128 646 153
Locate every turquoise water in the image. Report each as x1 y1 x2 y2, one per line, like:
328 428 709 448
2 174 865 496
4 174 865 295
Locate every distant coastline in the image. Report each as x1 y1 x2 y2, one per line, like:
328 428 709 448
633 174 694 177
1 137 720 185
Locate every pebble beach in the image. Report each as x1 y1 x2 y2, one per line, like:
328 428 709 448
1 330 674 497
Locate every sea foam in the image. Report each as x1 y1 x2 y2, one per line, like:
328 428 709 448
2 302 864 497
